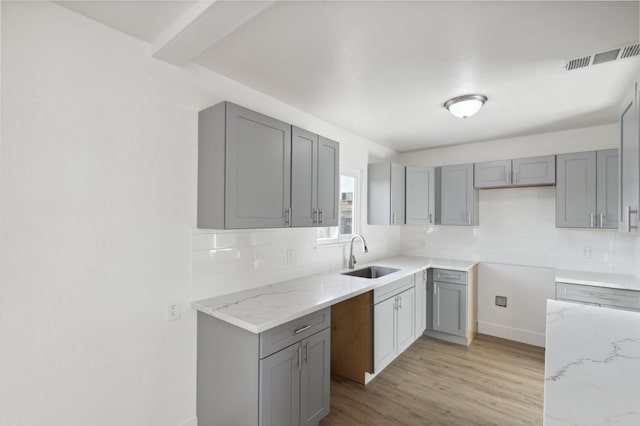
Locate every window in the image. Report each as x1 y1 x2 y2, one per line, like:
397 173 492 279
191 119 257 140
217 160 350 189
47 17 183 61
317 167 360 243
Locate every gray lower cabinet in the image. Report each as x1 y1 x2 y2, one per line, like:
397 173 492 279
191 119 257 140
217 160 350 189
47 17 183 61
197 308 331 426
368 162 405 225
433 281 467 337
291 128 339 227
556 149 618 229
619 81 640 234
260 328 330 426
414 269 427 338
405 166 436 225
474 156 555 189
556 282 640 311
198 102 339 230
373 281 415 373
436 164 478 226
425 267 477 346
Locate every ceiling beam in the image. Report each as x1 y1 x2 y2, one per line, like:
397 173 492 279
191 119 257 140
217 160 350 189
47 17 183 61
151 0 275 66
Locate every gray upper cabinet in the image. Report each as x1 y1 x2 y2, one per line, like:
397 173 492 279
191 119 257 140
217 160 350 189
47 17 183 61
368 162 405 225
291 127 318 228
316 137 340 227
197 102 291 229
436 164 478 226
597 149 619 229
512 155 556 186
291 130 339 227
198 102 339 229
474 160 511 188
405 166 435 225
556 150 618 229
619 81 640 234
474 156 555 189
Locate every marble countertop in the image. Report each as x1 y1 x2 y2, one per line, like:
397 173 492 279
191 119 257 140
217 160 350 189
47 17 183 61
192 256 477 333
544 300 640 425
555 269 640 291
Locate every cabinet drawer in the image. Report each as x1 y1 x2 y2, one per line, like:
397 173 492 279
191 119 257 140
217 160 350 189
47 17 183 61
373 274 414 304
259 308 330 359
432 269 467 285
556 282 640 311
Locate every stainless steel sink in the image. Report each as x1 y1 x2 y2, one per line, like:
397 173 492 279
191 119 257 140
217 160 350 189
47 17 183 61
341 266 400 279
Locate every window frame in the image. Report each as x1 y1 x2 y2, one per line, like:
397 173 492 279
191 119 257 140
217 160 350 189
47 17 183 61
316 166 361 245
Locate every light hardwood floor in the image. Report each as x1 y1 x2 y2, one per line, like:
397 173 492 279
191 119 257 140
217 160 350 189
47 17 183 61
320 334 545 426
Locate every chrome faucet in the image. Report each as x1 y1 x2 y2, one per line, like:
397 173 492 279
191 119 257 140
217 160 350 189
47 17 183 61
348 234 369 269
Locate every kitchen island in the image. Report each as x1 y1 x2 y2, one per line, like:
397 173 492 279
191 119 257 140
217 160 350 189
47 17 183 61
544 300 640 425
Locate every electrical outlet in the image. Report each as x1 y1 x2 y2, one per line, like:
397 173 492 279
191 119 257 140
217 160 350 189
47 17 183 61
168 303 181 322
495 296 507 307
286 249 296 265
581 246 591 259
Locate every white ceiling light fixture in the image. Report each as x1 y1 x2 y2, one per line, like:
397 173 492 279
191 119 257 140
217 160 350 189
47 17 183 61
444 94 488 119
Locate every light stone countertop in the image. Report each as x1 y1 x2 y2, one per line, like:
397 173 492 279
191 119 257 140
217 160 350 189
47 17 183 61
544 300 640 426
555 269 640 291
192 256 477 333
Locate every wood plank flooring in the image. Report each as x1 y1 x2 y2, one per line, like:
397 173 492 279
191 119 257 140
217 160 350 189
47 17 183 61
320 334 545 426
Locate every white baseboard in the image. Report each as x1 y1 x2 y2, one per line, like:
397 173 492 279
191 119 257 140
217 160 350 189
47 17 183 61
181 417 197 426
478 321 546 347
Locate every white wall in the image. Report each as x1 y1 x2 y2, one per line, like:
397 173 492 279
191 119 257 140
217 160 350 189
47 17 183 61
0 3 399 426
400 125 638 346
400 123 618 166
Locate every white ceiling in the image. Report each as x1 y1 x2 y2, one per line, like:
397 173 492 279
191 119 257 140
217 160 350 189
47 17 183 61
58 1 640 152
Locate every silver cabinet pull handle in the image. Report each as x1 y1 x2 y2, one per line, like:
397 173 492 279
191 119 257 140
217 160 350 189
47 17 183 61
285 207 291 225
599 213 605 228
392 212 396 224
468 213 472 225
398 295 402 309
319 209 323 225
624 206 638 232
429 213 433 224
590 212 595 228
312 208 317 224
294 325 311 334
304 343 309 364
297 345 302 370
434 285 437 295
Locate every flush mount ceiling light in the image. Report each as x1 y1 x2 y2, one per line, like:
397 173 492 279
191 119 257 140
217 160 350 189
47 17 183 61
444 94 488 119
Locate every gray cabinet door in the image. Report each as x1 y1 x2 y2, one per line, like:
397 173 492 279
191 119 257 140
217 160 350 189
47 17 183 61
512 155 556 186
396 287 415 354
414 270 427 337
556 152 597 228
300 328 330 426
597 149 619 229
317 137 340 227
226 103 292 229
373 296 396 372
619 82 640 233
259 343 301 426
433 282 467 337
406 166 435 224
291 127 318 227
391 163 405 225
474 160 511 188
439 164 477 226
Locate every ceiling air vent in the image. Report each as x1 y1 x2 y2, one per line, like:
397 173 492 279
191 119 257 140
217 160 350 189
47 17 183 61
621 43 640 59
564 42 640 71
565 55 591 71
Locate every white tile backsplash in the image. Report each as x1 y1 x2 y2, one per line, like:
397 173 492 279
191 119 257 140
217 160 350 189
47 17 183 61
402 187 637 274
192 226 402 300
